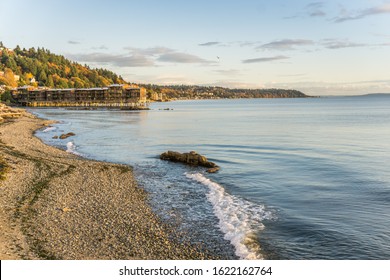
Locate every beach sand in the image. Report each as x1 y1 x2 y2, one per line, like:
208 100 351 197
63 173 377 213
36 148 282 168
0 109 213 259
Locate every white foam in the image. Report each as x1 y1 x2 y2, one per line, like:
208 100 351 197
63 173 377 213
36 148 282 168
66 141 81 156
42 126 57 132
186 172 273 260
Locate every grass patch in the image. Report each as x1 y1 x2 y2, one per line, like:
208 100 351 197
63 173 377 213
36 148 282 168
0 156 8 180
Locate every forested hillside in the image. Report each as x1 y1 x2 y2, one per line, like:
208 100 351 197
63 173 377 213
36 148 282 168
0 42 126 88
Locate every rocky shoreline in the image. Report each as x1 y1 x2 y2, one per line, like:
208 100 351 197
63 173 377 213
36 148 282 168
0 107 216 259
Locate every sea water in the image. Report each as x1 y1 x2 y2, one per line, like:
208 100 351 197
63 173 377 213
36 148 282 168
32 95 390 259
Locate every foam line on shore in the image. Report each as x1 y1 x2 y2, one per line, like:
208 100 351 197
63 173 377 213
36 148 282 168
66 141 81 156
186 172 273 260
42 126 57 132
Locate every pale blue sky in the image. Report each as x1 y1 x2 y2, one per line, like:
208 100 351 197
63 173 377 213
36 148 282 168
1 0 390 95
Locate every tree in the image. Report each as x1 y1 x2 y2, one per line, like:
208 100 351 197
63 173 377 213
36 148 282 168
4 56 17 73
38 69 47 84
0 90 15 104
47 75 54 88
3 68 17 87
14 45 22 55
71 77 85 88
57 78 68 88
23 72 34 83
0 76 7 85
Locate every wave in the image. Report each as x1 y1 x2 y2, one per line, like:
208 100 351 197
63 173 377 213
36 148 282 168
185 172 273 260
42 126 57 132
66 141 81 156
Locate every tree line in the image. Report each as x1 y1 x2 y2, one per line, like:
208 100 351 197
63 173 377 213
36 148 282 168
141 84 309 99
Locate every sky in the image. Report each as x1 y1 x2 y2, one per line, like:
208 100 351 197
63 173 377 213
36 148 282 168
1 0 390 95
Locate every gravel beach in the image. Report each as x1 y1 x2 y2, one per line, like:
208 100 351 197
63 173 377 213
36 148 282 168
0 109 214 260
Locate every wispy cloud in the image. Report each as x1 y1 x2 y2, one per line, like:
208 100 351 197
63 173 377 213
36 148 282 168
68 40 81 45
68 46 214 67
92 45 108 50
124 46 174 56
335 3 390 23
158 52 213 64
306 2 326 17
213 69 241 76
66 52 155 67
309 10 326 17
285 2 326 19
322 39 367 49
199 41 221 47
242 55 289 64
237 41 261 47
257 39 314 51
320 38 390 49
306 2 323 9
125 46 213 64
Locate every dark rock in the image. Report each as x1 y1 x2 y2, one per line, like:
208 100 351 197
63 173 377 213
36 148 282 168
59 132 76 139
52 135 59 139
160 150 220 172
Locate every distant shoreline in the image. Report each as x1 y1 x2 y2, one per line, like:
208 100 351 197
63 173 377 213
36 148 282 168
0 109 215 259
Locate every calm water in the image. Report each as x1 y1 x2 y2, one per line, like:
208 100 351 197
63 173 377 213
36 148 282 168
32 95 390 259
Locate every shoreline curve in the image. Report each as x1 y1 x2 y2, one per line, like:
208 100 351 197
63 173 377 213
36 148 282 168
0 109 215 259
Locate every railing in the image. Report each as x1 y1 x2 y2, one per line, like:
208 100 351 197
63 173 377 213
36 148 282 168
24 101 148 109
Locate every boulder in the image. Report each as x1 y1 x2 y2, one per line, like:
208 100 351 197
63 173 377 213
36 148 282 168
59 132 76 139
160 150 220 172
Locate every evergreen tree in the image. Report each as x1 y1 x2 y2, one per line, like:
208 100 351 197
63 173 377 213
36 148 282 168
47 75 54 88
38 69 47 84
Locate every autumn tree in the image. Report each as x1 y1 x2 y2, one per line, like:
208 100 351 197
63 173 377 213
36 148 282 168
3 68 17 87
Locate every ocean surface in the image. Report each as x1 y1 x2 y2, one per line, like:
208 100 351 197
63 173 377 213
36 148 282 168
32 95 390 260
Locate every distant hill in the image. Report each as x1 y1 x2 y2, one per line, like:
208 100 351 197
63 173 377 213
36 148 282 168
141 84 310 100
360 93 390 97
0 42 126 89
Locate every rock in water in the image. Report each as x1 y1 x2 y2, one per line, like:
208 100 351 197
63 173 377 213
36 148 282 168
160 150 220 172
59 132 76 139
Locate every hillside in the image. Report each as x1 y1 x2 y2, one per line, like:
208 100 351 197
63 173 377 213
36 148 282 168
0 42 126 89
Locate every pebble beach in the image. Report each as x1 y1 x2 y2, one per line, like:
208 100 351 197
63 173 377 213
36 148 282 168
0 106 214 260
